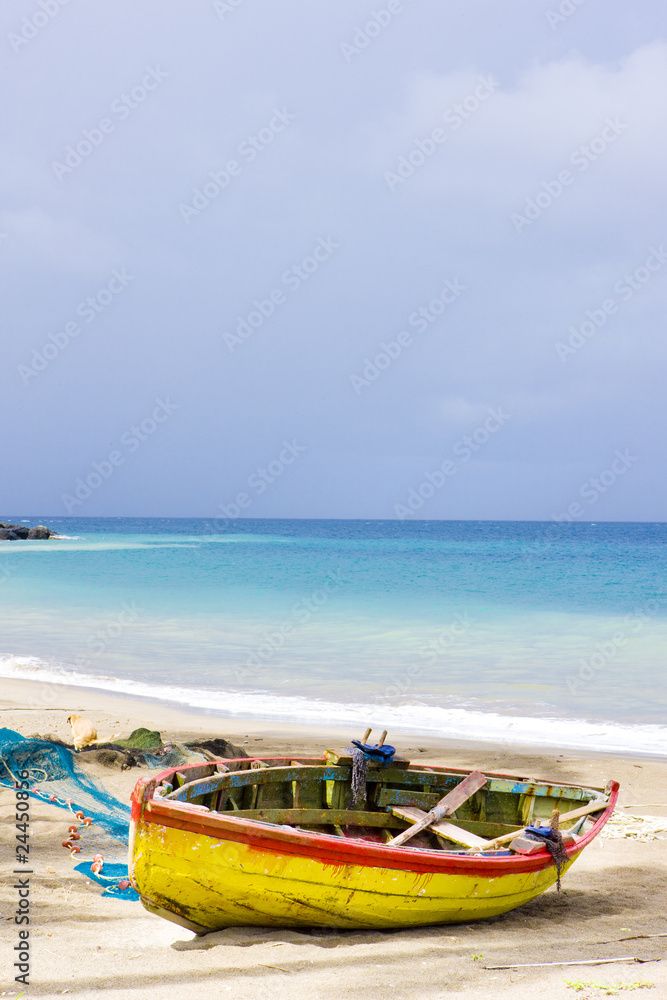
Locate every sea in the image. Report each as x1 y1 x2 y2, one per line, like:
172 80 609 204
1 517 666 755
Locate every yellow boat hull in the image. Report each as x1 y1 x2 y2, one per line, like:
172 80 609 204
131 807 577 931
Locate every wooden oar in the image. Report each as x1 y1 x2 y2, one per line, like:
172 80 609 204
386 770 488 847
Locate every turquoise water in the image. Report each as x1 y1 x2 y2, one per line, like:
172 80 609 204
2 518 666 753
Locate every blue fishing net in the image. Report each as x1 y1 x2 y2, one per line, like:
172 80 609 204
74 861 140 900
0 728 130 840
0 728 139 900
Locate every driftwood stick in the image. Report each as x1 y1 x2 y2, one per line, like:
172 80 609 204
618 802 666 808
484 956 657 970
596 932 667 944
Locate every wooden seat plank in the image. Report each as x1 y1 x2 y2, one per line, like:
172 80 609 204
390 806 490 849
386 770 488 848
483 798 609 848
213 807 406 828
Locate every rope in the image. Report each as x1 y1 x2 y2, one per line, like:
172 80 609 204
524 827 569 890
346 746 368 807
346 738 396 807
0 753 23 786
543 834 569 890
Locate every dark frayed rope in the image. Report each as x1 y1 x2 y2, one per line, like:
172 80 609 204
525 827 569 891
543 833 569 891
346 746 368 807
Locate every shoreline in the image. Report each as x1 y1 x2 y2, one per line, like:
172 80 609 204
2 675 667 770
2 668 666 761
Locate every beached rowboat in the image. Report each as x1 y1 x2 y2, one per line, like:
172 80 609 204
128 747 618 932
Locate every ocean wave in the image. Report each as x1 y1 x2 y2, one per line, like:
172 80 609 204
2 654 666 756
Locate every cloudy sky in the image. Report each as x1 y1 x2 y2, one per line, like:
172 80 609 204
2 0 665 520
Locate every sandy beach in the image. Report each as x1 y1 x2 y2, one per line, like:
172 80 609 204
1 677 666 1000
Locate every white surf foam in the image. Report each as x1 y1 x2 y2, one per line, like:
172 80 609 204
2 654 665 756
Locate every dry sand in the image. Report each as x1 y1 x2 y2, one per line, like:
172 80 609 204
1 677 666 1000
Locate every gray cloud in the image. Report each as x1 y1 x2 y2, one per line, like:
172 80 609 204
1 0 665 519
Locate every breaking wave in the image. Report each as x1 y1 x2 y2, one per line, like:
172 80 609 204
2 653 665 756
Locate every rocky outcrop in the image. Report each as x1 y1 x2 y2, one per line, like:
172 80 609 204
0 523 29 540
27 525 52 539
0 522 56 540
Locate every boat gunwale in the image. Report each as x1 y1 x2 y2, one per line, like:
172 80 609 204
132 757 618 877
152 755 607 795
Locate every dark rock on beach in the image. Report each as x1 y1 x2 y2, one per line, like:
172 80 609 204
0 521 56 540
75 747 132 770
73 735 249 770
188 738 248 761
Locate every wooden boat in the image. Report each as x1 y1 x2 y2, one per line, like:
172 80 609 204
128 743 618 932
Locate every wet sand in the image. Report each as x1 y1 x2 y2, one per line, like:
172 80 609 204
1 678 666 999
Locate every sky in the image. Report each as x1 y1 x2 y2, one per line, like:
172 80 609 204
2 0 666 521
